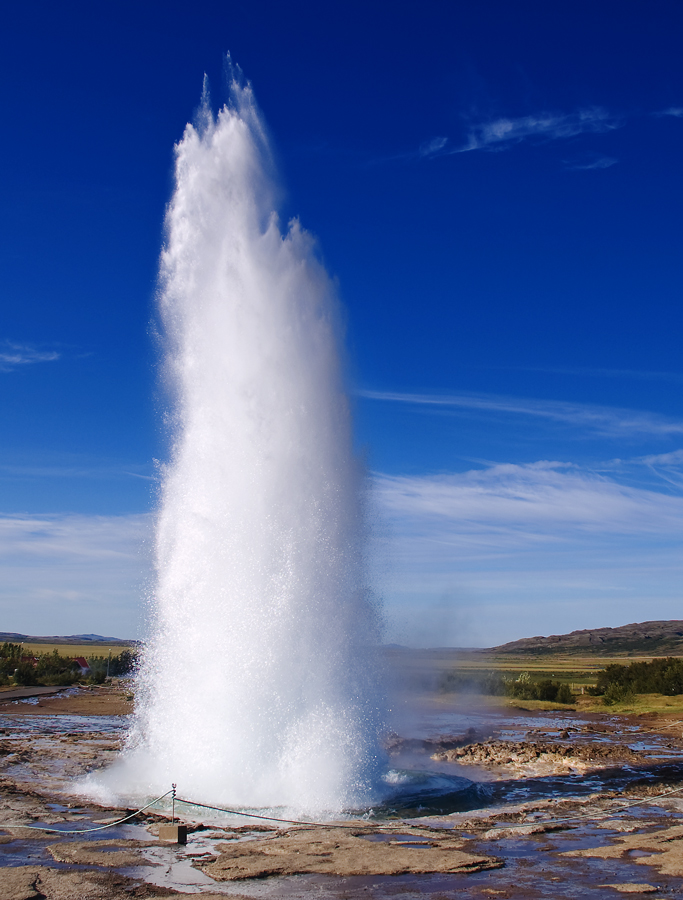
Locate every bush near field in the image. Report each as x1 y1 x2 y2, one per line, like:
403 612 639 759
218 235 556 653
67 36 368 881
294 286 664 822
587 657 683 705
440 670 574 704
0 642 138 687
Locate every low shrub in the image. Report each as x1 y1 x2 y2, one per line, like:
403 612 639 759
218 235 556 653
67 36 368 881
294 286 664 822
440 670 575 704
602 683 636 706
596 658 683 697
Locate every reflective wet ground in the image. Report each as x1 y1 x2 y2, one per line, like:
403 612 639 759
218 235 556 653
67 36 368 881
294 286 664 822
2 693 683 897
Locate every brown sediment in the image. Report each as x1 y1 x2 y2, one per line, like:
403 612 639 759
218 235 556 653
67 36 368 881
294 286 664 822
196 825 503 879
598 886 658 894
0 683 134 716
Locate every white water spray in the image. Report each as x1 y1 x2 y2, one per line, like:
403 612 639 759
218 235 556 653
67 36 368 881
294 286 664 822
93 74 384 814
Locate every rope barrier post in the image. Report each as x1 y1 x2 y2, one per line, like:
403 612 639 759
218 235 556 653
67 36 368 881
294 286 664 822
159 784 187 845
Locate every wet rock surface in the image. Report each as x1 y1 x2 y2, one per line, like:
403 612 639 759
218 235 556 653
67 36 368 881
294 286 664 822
46 838 157 867
196 826 503 879
0 864 240 900
2 687 683 896
432 738 644 772
561 822 683 877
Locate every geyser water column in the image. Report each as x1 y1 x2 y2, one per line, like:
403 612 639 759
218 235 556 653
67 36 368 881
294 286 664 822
129 75 384 814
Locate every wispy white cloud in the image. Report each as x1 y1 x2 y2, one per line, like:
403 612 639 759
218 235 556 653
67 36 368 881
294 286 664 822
360 389 683 439
419 136 448 158
638 449 683 467
0 342 61 372
5 457 683 648
418 107 621 160
459 107 620 153
0 513 152 638
371 462 683 646
564 155 618 170
621 449 683 493
655 107 683 118
375 463 683 537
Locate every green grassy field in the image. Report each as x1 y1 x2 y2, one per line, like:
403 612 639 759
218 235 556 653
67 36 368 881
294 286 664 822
384 646 683 715
9 642 137 658
384 646 667 686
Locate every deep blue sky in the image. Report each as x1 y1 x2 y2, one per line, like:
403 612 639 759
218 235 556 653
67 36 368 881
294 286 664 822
2 1 682 643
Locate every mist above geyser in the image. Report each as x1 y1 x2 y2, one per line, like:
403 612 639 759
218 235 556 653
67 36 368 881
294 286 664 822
93 73 385 814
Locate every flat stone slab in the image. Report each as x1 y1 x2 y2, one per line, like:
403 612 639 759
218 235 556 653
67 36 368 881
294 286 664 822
47 839 155 867
197 826 504 880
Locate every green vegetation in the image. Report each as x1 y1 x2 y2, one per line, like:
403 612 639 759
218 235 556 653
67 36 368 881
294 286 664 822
0 642 138 687
436 655 683 709
17 641 137 658
440 669 575 704
589 657 683 705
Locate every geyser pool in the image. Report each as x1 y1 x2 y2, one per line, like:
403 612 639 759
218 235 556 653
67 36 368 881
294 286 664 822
91 72 384 815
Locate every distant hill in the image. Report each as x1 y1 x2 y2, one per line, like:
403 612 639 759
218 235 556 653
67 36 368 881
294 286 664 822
0 632 136 645
492 620 683 656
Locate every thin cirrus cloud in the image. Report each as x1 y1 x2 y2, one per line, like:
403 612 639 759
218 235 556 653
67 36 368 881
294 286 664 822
639 449 683 467
374 462 683 537
372 461 683 646
3 466 682 646
618 449 683 493
360 389 683 439
0 513 152 638
0 342 61 372
563 155 618 171
419 106 621 159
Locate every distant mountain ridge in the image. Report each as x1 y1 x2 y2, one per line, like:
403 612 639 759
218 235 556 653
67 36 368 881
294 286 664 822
492 620 683 656
0 632 136 645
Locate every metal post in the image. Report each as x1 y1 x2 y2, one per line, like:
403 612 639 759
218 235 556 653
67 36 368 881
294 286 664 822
107 649 111 678
172 784 176 823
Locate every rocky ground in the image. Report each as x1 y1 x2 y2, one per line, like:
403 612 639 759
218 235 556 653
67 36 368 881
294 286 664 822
2 685 683 898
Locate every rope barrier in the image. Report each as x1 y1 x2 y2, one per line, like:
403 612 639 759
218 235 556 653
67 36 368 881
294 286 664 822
176 781 683 831
5 779 683 838
174 796 383 828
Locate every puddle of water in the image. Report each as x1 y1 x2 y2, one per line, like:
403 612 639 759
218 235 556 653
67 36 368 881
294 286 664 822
0 838 55 868
0 714 127 735
128 844 232 894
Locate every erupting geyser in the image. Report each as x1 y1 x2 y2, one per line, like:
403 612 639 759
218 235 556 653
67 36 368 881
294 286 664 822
93 71 385 815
